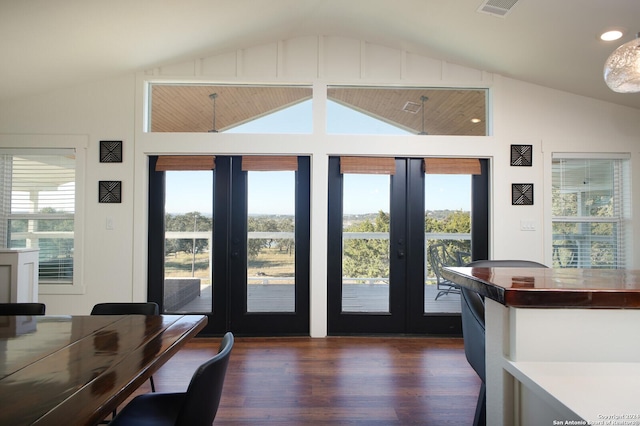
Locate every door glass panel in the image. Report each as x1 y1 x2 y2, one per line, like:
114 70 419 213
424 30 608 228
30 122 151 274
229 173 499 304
247 170 296 312
424 174 472 314
163 171 213 313
342 174 390 312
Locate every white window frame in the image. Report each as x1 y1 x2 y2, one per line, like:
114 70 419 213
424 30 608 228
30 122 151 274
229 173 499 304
551 152 630 269
0 135 87 294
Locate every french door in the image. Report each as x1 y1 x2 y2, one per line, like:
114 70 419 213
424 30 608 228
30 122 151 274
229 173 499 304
327 156 488 335
148 155 310 336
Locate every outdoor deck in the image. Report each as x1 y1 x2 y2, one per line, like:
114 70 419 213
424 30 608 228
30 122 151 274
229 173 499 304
172 281 461 314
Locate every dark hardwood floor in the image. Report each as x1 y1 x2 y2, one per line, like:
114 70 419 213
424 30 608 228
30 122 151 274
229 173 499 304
123 336 480 425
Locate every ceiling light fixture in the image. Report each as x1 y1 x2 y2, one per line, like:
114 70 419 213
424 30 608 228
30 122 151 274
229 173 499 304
208 93 218 133
604 33 640 93
600 30 623 42
419 96 428 135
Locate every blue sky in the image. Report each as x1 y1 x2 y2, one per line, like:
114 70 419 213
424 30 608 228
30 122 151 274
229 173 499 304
165 100 471 215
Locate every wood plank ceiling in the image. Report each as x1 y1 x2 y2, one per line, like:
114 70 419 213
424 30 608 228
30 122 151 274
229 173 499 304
150 84 486 135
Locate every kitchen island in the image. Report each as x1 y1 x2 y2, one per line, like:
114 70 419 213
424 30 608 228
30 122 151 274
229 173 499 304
442 267 640 426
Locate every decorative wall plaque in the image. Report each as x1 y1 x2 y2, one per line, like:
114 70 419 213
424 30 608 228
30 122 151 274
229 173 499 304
99 181 122 203
512 183 534 205
510 144 532 166
100 140 123 163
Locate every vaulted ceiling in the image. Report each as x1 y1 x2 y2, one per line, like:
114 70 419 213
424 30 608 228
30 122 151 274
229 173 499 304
1 0 639 110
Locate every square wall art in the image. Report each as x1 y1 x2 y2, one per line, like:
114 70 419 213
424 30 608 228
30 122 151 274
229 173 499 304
99 181 122 203
512 183 534 205
510 144 532 166
100 140 123 163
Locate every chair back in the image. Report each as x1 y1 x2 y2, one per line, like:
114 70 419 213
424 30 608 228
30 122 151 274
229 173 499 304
0 303 46 315
91 302 159 316
465 259 547 269
461 259 547 381
176 332 234 426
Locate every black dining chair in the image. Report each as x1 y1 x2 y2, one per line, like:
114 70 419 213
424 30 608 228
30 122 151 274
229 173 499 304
109 331 234 426
0 302 46 315
90 302 159 316
461 260 547 426
91 302 160 393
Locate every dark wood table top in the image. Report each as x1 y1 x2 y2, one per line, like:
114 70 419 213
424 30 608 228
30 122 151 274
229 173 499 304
442 267 640 308
0 314 207 426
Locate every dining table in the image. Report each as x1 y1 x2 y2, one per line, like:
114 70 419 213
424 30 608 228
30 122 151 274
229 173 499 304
442 266 640 426
0 313 207 426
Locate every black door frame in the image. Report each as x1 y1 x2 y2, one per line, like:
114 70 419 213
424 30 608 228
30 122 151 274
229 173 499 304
227 156 310 335
148 155 310 336
327 156 489 335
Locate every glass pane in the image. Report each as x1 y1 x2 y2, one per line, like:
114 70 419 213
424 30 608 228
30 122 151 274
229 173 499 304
552 221 618 268
552 157 628 269
9 218 74 283
149 84 312 133
163 171 213 313
424 174 472 314
6 153 76 284
327 86 487 135
247 171 296 312
552 159 615 218
342 174 390 313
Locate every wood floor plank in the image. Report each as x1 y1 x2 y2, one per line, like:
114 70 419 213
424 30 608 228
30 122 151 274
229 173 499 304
119 336 480 425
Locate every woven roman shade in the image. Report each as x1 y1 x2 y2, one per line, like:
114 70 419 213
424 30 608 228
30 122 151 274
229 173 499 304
155 156 216 171
340 157 396 175
241 156 298 171
423 158 481 175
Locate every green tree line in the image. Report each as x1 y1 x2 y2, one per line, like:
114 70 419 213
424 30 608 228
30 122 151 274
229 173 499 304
164 212 294 261
342 210 471 279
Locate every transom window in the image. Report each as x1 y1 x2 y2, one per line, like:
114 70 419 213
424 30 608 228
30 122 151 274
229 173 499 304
147 83 488 136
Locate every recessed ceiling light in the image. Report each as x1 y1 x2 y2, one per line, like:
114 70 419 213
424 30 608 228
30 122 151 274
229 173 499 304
600 30 624 41
471 118 481 124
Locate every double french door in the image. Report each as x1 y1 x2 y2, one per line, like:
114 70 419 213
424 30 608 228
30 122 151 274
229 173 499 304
148 155 310 336
327 156 488 335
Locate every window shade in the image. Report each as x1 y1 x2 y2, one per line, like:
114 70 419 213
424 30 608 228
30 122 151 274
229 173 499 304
424 158 481 175
551 156 630 269
1 151 76 283
241 156 298 171
155 156 216 171
9 154 76 214
340 157 396 175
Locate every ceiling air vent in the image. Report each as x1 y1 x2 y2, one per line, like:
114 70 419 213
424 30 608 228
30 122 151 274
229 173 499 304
477 0 520 17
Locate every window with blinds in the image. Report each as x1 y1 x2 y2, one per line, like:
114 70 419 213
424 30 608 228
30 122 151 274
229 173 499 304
0 150 76 283
551 155 630 269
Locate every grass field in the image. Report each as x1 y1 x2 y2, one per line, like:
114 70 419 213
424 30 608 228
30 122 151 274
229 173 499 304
164 247 295 284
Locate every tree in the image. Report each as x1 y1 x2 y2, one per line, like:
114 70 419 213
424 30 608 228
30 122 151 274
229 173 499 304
342 210 390 279
426 210 471 256
247 216 295 260
165 212 212 255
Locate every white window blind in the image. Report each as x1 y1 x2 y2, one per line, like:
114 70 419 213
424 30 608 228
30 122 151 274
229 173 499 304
0 150 76 283
551 154 630 269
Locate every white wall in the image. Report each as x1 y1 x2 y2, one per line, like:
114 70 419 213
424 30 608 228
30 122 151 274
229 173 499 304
1 36 639 336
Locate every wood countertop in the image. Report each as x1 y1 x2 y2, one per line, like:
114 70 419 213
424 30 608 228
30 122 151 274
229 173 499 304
442 267 640 308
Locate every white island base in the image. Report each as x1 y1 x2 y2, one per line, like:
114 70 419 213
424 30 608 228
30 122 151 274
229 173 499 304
485 299 640 425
